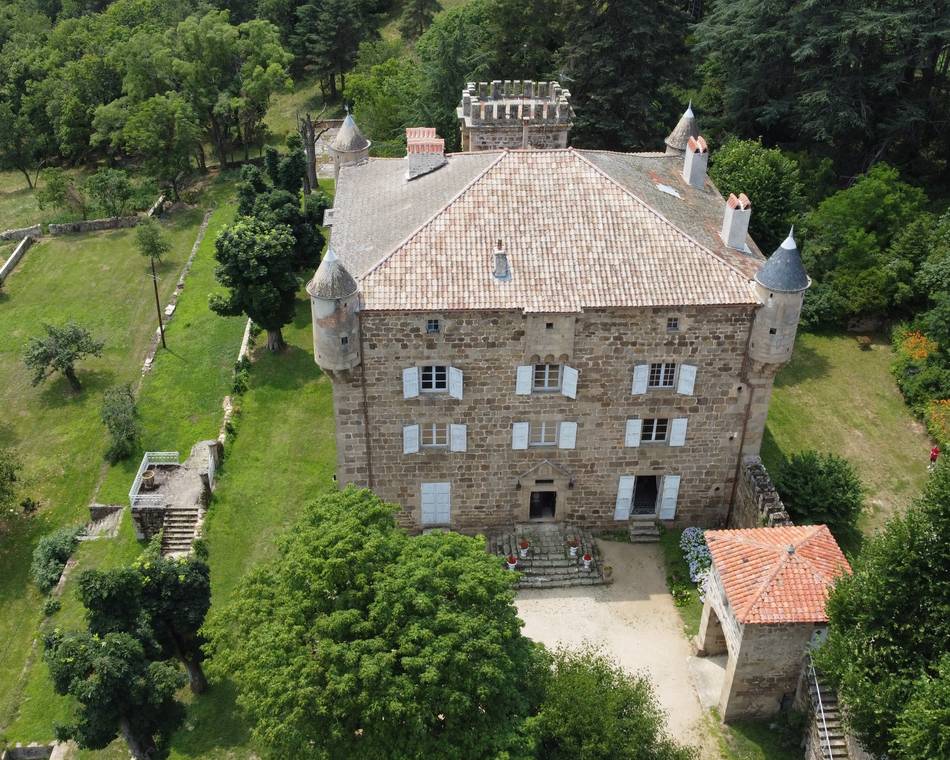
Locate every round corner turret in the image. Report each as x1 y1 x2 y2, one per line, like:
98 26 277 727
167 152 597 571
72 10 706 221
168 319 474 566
328 114 371 181
308 248 361 373
749 229 810 365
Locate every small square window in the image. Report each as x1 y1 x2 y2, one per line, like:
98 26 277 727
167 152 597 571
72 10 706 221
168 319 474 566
426 319 441 334
642 418 669 442
421 423 449 447
667 317 679 332
533 364 561 391
769 327 777 335
648 362 677 388
545 322 554 330
529 421 558 447
420 365 448 392
340 336 349 346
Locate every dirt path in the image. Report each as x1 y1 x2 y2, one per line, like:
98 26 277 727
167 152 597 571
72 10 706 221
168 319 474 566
516 539 719 756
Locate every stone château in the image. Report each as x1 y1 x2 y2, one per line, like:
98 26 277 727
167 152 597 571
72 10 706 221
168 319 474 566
307 81 810 533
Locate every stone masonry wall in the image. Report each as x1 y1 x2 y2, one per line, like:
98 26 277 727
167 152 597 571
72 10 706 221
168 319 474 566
332 303 759 532
730 455 792 528
48 216 139 236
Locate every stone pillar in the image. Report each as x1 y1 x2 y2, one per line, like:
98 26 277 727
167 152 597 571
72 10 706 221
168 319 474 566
697 600 728 656
741 364 778 458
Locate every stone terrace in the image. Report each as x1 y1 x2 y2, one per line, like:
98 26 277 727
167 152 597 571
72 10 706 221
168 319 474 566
487 523 607 589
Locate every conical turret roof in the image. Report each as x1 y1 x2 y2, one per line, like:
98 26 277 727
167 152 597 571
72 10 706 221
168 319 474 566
330 114 369 153
307 248 358 300
755 229 810 293
664 103 699 152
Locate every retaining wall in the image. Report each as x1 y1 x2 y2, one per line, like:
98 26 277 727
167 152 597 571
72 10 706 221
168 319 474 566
729 456 792 528
0 236 34 285
0 225 41 241
48 216 140 236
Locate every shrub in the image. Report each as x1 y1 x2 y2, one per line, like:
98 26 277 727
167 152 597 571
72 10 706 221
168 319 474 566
0 447 21 510
679 527 711 596
100 384 140 463
43 597 61 616
31 526 83 593
776 450 863 539
926 400 950 447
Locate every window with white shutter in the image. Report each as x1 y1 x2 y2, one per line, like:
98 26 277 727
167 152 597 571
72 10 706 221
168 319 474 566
449 424 467 452
659 475 681 519
557 421 577 449
624 419 642 447
421 482 451 525
648 362 677 388
677 364 697 396
512 421 529 450
561 366 578 399
614 476 635 520
533 364 561 391
448 366 463 399
529 422 558 447
642 418 669 443
515 365 533 395
403 367 419 398
669 418 688 447
631 364 649 394
403 424 420 454
420 365 448 392
420 423 448 448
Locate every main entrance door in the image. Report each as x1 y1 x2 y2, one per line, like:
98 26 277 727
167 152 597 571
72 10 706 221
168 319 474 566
632 476 659 516
529 491 557 519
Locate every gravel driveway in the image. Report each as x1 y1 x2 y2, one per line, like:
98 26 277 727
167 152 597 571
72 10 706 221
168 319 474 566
516 538 716 753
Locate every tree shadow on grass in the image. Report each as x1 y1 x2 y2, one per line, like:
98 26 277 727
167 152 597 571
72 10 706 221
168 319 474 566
773 336 831 388
170 678 253 758
36 368 117 408
251 343 321 391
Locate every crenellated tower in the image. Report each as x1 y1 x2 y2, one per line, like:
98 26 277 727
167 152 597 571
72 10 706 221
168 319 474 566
457 80 574 151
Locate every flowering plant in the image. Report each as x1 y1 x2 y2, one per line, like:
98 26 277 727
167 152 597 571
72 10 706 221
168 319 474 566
679 527 711 600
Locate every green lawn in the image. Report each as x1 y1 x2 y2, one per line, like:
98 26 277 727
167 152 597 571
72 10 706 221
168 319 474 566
0 209 204 734
763 331 931 533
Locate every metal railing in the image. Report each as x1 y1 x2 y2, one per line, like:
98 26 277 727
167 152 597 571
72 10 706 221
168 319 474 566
808 657 835 760
129 451 180 508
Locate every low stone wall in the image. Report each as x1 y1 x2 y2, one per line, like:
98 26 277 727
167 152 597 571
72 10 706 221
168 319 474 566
1 743 54 759
0 236 34 285
0 224 41 241
729 456 792 528
131 504 165 541
48 216 140 236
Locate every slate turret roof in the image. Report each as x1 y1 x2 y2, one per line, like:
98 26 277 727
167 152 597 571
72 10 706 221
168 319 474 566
755 229 811 293
664 103 699 153
329 114 369 153
306 248 358 300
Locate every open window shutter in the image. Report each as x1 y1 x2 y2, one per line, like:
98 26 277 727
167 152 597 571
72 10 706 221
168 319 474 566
515 365 533 395
448 366 463 399
511 422 529 450
402 424 419 454
561 366 578 399
677 364 697 396
402 367 419 399
659 475 681 519
420 483 436 524
624 419 643 448
632 364 649 394
450 424 467 452
669 418 688 447
557 421 577 449
435 482 451 524
614 476 635 520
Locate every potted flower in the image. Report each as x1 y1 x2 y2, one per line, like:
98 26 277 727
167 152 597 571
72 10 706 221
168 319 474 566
582 552 593 571
506 554 519 571
566 537 580 558
518 539 530 559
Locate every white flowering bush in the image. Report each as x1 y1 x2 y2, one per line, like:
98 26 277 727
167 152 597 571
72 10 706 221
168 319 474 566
679 527 711 598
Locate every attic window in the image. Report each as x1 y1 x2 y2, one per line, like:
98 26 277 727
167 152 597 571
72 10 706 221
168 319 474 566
656 183 682 199
667 317 679 332
426 319 441 334
545 322 554 330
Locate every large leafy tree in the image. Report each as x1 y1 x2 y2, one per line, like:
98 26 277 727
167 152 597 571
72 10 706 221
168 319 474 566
204 486 544 759
398 0 441 40
815 462 950 758
44 630 186 760
293 0 377 99
23 322 104 391
210 217 298 351
83 168 133 217
557 0 690 151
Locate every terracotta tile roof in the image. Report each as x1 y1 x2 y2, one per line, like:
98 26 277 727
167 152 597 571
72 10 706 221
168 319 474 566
705 525 851 625
352 149 759 312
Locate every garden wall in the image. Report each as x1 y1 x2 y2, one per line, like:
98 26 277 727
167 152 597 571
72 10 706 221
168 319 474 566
0 225 41 241
48 216 140 236
729 456 792 529
0 236 34 285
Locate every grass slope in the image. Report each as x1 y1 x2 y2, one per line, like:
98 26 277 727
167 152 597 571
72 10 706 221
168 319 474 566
0 210 203 733
763 332 931 532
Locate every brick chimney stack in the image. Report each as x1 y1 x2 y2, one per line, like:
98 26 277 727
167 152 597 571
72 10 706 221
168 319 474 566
682 135 708 189
721 193 752 250
406 127 447 180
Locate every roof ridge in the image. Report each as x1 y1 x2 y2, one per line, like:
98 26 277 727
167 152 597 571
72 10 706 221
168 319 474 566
358 151 509 283
570 149 754 284
736 544 796 622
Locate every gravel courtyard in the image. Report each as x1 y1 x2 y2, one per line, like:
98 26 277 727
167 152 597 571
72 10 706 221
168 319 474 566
516 539 718 754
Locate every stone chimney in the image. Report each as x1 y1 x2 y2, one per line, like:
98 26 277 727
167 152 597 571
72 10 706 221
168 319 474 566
721 193 752 250
682 135 708 189
406 127 447 180
492 239 511 280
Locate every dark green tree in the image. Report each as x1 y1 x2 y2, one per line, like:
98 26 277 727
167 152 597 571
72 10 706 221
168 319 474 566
398 0 441 40
891 653 950 760
204 486 544 759
251 189 325 269
486 0 563 78
775 450 864 541
135 217 171 264
23 322 104 391
100 384 139 463
210 217 298 351
815 462 950 757
237 163 269 215
44 630 186 760
0 447 21 512
84 168 133 217
36 167 90 220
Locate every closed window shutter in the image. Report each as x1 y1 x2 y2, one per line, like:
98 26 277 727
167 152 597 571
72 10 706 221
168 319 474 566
677 364 697 395
659 475 681 519
402 367 419 399
421 482 450 525
448 366 463 399
450 424 467 452
403 424 419 454
614 476 635 520
558 421 577 449
669 418 688 447
515 365 532 395
561 366 579 399
511 421 529 450
632 364 649 394
624 419 642 447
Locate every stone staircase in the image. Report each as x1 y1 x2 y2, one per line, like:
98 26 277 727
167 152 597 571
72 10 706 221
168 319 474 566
487 523 607 589
629 521 660 543
161 504 201 555
807 670 850 760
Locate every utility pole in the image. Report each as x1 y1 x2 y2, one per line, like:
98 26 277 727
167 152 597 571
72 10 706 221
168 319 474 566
150 259 167 349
